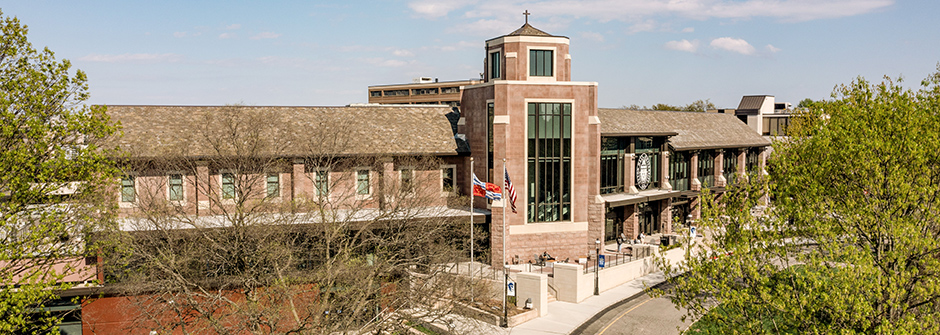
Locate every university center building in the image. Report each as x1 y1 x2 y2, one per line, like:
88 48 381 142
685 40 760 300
375 22 770 267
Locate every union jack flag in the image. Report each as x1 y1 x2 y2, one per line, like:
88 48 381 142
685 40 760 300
504 167 517 213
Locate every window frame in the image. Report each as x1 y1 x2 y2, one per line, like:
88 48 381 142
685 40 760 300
525 100 573 223
489 50 501 80
266 172 280 198
356 168 371 197
528 48 555 78
120 175 136 204
313 168 330 198
441 164 456 195
400 167 414 193
168 172 184 201
220 171 237 200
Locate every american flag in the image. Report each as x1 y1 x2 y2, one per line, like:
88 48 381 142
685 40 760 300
504 167 517 213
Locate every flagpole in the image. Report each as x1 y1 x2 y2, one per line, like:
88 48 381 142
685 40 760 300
469 157 474 303
501 158 508 327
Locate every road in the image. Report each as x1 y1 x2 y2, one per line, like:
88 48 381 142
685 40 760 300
570 282 693 335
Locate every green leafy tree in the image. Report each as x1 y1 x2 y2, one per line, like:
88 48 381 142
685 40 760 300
659 69 940 334
796 97 815 108
0 10 119 333
681 99 717 112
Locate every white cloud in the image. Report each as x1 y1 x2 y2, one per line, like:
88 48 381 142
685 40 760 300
408 0 475 18
664 39 699 53
408 0 894 24
766 44 781 53
681 27 695 33
392 49 415 57
173 32 187 38
79 53 183 63
219 33 236 39
710 37 756 55
580 31 605 42
627 20 658 34
250 32 282 40
226 24 241 30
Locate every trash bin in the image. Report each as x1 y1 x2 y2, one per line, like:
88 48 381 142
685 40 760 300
661 235 671 246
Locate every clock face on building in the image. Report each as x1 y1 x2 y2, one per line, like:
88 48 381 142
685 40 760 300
637 153 651 190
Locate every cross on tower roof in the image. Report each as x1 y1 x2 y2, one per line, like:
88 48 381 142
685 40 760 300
523 10 530 24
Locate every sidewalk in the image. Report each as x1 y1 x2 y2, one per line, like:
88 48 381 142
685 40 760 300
454 271 668 335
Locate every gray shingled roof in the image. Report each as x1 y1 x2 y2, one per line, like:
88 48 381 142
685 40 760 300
508 23 554 37
106 105 459 158
598 108 770 150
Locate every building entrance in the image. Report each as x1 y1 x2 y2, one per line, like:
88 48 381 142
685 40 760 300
638 202 659 235
605 208 623 243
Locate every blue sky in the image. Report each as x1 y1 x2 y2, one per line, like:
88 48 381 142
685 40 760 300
4 0 937 108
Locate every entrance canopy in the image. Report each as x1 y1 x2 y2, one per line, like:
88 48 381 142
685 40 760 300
601 189 680 208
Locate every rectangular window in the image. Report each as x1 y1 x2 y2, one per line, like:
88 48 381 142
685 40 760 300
442 166 455 193
698 151 714 187
747 148 761 174
221 172 236 199
121 176 135 202
529 49 553 77
723 150 738 185
266 173 279 198
669 151 690 191
369 90 382 97
487 102 494 175
490 51 501 79
315 170 329 197
168 174 183 201
600 137 627 194
357 169 370 195
527 102 571 223
401 168 414 193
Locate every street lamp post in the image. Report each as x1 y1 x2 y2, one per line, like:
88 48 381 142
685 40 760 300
594 238 600 296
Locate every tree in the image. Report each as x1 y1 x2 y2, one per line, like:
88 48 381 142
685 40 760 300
796 97 815 108
681 99 717 112
93 105 486 334
0 10 119 333
658 69 940 334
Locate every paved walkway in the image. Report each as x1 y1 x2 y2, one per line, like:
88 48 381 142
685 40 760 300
450 271 669 335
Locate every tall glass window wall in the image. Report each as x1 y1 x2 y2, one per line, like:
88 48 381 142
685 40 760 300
698 150 715 187
669 151 690 191
746 147 761 175
527 102 571 223
723 149 738 185
634 137 662 190
600 137 627 194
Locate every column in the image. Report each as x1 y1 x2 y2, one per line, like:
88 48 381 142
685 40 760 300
624 153 638 194
661 151 672 190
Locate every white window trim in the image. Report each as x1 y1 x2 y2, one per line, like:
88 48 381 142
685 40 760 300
166 171 187 204
525 46 558 82
355 167 372 200
313 168 330 199
441 164 457 197
219 169 238 203
523 98 576 224
399 166 415 194
119 173 138 208
488 49 502 80
265 172 282 200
